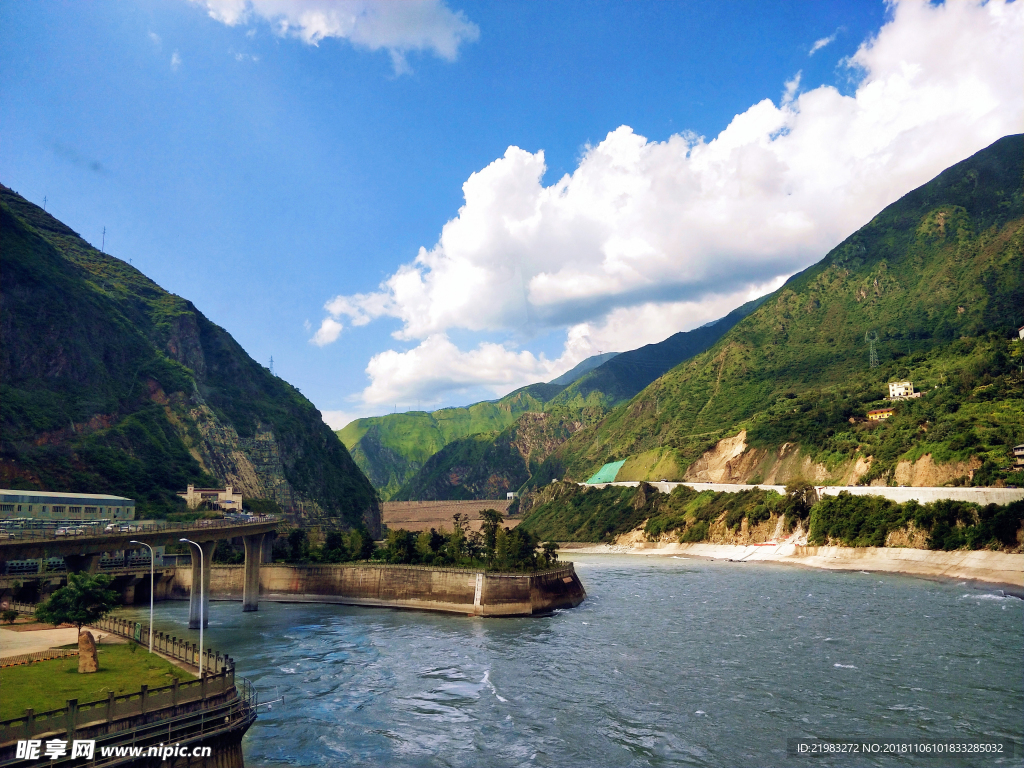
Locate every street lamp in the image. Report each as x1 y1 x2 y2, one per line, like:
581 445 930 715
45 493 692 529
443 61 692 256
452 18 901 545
179 538 204 676
129 540 154 654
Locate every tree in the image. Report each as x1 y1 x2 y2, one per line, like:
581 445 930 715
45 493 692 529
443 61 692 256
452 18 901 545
36 573 119 636
1 609 17 625
479 509 504 558
541 541 559 566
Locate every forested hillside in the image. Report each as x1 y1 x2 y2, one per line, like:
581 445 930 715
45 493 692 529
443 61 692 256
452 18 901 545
0 185 380 533
350 303 757 500
537 134 1024 489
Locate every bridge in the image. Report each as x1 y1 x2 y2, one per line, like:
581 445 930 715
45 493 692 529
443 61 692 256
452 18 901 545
0 518 278 628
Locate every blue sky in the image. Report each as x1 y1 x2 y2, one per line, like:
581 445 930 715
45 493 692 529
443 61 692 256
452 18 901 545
1 1 1020 427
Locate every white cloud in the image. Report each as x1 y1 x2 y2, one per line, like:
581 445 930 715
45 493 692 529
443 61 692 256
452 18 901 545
170 51 182 71
317 0 1023 408
191 0 479 72
809 30 839 55
148 31 162 47
310 317 343 347
321 409 366 430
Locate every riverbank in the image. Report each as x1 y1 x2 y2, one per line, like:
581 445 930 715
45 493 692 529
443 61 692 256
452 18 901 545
560 542 1024 596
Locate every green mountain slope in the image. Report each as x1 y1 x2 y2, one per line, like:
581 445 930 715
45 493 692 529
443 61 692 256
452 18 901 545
549 352 619 385
348 302 762 500
337 384 557 500
0 184 380 533
543 134 1024 488
391 405 606 501
548 298 766 409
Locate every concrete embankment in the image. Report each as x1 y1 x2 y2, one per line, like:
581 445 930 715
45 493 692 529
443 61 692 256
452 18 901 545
170 563 586 616
584 481 1024 506
565 543 1023 596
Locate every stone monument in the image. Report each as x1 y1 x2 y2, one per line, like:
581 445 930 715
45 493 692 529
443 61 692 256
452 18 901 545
78 630 99 673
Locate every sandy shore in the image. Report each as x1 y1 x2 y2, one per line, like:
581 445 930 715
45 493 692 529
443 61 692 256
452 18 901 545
561 542 1024 597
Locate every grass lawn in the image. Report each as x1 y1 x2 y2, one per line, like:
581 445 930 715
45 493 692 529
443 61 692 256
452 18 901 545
0 644 194 720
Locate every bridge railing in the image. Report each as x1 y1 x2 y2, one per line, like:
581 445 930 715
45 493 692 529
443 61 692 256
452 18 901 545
0 516 276 544
0 666 240 746
90 616 234 676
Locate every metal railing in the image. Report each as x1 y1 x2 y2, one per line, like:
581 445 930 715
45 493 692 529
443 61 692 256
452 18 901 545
0 516 276 544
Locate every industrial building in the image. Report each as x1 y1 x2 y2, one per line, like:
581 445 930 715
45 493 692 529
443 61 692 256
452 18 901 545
0 489 135 521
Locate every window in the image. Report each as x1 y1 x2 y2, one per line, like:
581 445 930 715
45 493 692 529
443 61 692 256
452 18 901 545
84 507 98 516
52 506 66 515
69 507 82 516
0 504 14 513
17 505 22 512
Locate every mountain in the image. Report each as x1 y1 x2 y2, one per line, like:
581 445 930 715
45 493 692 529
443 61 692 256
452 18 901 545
337 351 615 499
548 352 619 386
390 406 606 501
538 134 1024 490
342 311 755 500
546 299 766 409
0 184 381 534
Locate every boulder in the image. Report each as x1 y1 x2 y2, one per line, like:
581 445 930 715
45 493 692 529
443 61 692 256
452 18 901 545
78 630 98 673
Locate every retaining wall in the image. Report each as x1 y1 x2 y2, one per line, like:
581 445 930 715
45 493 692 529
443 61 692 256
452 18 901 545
585 481 1024 506
170 563 585 616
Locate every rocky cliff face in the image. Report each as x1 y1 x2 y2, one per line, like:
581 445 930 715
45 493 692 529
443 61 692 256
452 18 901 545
0 184 380 535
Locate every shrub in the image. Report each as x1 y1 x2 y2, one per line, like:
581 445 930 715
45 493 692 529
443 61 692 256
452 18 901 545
679 521 709 543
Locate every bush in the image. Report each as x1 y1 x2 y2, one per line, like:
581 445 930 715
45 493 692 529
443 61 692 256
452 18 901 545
679 521 709 543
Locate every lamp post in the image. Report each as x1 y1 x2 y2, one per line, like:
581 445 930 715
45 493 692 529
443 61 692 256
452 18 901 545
179 538 204 676
129 540 155 654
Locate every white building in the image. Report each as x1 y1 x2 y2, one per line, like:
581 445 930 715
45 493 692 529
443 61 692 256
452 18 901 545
177 484 243 511
888 381 917 398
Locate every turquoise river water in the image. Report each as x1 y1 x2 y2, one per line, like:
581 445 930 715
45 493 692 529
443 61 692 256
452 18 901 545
119 555 1023 767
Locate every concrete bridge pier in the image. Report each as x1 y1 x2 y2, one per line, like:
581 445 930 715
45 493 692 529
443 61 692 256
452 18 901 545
64 553 101 574
242 533 265 612
187 541 215 629
119 575 142 605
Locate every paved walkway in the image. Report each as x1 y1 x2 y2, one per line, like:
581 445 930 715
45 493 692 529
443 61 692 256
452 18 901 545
0 626 80 656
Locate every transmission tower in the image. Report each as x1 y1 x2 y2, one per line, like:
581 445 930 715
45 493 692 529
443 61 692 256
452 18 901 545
269 356 275 376
865 331 879 369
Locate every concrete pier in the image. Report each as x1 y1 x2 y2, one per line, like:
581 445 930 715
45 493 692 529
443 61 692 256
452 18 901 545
241 533 264 612
187 541 215 629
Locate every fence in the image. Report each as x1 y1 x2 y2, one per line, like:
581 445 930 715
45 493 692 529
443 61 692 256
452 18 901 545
90 616 233 675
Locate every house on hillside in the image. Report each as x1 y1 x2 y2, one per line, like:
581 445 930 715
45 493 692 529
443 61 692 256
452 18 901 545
1014 444 1024 468
867 408 895 421
177 484 243 512
887 381 921 399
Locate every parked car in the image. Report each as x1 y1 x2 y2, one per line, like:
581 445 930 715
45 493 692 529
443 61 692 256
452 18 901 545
0 531 16 540
55 527 86 536
104 524 132 533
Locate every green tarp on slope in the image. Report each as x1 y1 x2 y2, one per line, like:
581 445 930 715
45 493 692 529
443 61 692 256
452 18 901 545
586 460 626 484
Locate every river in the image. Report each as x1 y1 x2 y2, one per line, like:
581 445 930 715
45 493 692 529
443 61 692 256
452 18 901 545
118 555 1023 767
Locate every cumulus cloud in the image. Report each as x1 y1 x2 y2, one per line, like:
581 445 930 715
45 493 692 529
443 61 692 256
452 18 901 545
319 0 1023 411
809 30 840 55
191 0 479 72
170 51 182 71
310 317 343 347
